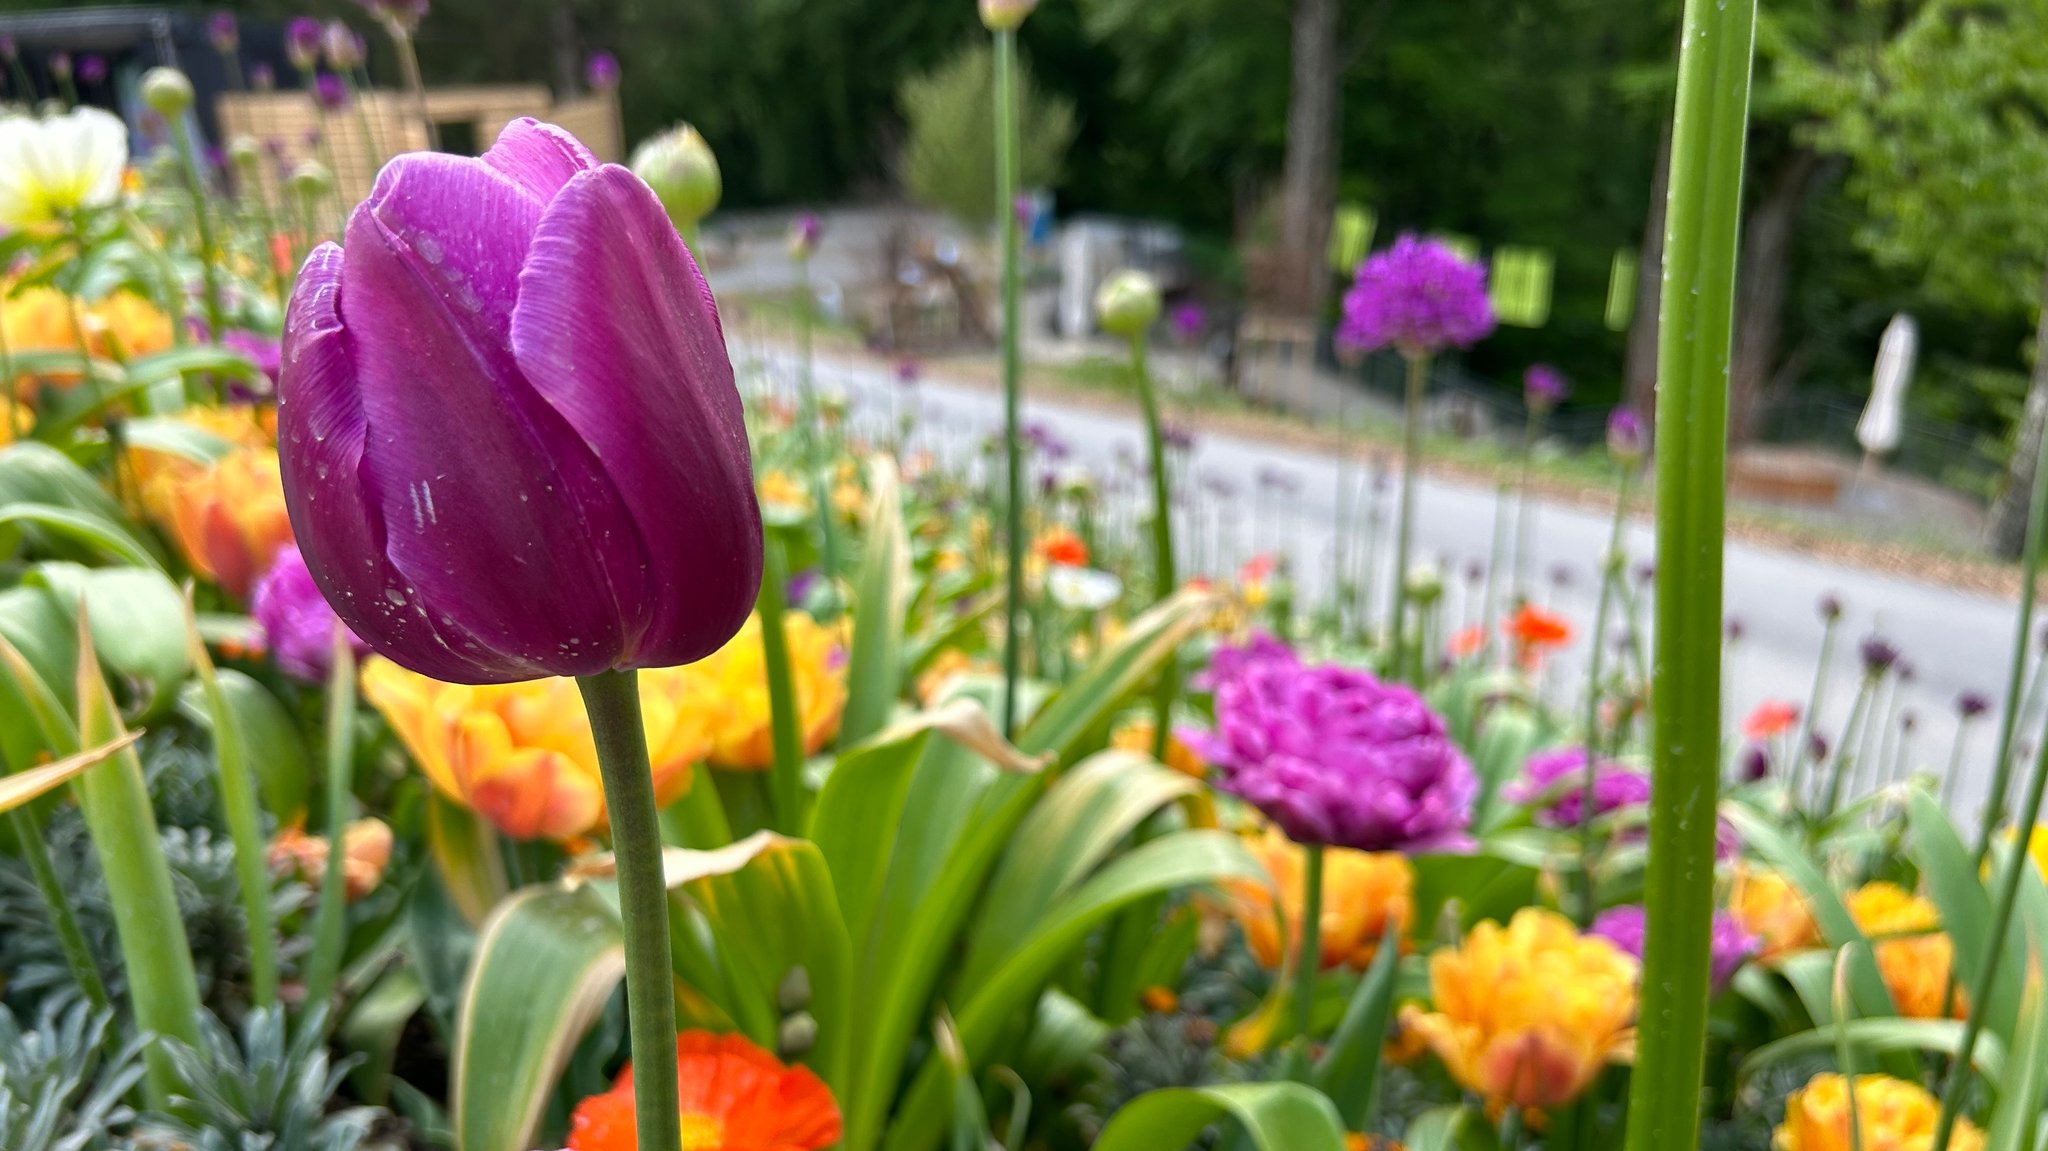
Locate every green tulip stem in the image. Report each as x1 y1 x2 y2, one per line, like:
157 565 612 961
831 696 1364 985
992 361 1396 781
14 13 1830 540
6 57 34 108
1387 352 1430 675
1624 2 1755 1151
1131 335 1177 758
1294 843 1325 1052
576 670 683 1151
305 630 358 1013
758 531 808 830
994 27 1025 738
167 116 226 362
0 296 20 438
7 805 109 1011
1576 471 1632 927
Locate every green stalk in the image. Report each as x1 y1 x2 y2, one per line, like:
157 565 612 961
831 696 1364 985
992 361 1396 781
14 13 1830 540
305 633 358 1012
1577 473 1632 926
1787 615 1838 812
1940 717 1976 811
577 672 682 1151
995 27 1025 737
1512 408 1546 605
1975 424 2048 862
758 531 808 830
1335 386 1354 635
168 118 226 361
6 57 34 106
7 806 109 1010
389 27 440 152
1482 480 1510 656
1 292 21 439
1387 353 1430 673
190 627 279 1009
1294 844 1325 1051
1821 677 1876 821
794 253 838 583
1132 337 1177 758
1624 3 1755 1151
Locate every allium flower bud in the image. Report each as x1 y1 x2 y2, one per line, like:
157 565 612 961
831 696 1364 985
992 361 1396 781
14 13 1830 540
584 50 620 92
141 67 195 118
1404 561 1443 604
313 72 349 111
1957 691 1990 719
1818 592 1844 622
278 120 762 683
250 63 276 90
77 55 108 86
1094 269 1162 340
1606 407 1646 464
324 21 364 70
287 159 333 199
227 135 261 171
48 52 71 82
209 11 239 55
286 18 324 71
629 123 721 234
1523 363 1567 411
979 0 1040 31
788 211 822 259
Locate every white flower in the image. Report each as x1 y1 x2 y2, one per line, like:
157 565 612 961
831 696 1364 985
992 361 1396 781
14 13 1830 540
1048 566 1122 611
0 107 129 230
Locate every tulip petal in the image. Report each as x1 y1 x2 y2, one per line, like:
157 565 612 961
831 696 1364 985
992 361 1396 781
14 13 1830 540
510 165 762 668
482 117 598 202
278 245 514 682
342 154 654 677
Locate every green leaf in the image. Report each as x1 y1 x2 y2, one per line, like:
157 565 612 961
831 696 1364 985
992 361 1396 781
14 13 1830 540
339 965 427 1106
1988 967 2048 1151
1089 1083 1346 1151
452 883 625 1151
1405 1104 1479 1151
123 415 237 465
1739 1018 2007 1083
935 1015 993 1151
841 455 912 746
0 586 76 770
1470 703 1540 830
178 666 311 823
35 563 190 717
1907 789 2021 1039
1723 805 1897 1020
426 790 510 926
1016 587 1216 759
0 731 139 812
1312 920 1402 1129
0 502 162 569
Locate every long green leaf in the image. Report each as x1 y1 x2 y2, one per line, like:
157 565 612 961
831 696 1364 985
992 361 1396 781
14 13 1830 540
841 455 911 745
1987 966 2048 1151
0 443 151 563
339 965 427 1106
452 883 625 1151
1907 789 2021 1039
1016 587 1215 760
180 666 312 823
35 563 190 717
122 415 237 464
1740 1018 2006 1083
427 790 510 926
1724 805 1897 1020
0 503 162 569
0 731 139 811
1313 920 1403 1130
1089 1083 1346 1151
0 586 77 770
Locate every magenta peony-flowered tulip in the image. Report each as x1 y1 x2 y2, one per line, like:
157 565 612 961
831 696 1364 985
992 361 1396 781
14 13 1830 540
276 119 762 684
253 545 366 682
1592 903 1759 992
1189 644 1475 853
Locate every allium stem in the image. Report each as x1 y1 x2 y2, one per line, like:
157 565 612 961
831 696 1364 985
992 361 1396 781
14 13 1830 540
1294 843 1326 1051
1512 407 1546 606
994 27 1025 737
1482 479 1510 659
1974 424 2048 861
391 27 439 152
1940 719 1974 811
1626 3 1755 1151
1133 337 1177 758
1788 616 1837 812
576 670 683 1151
794 253 838 582
1387 353 1429 674
1577 473 1632 926
1820 676 1875 822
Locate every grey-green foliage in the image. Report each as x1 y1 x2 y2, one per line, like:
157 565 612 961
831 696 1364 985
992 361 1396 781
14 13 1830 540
898 41 1077 226
0 1003 146 1151
138 1006 385 1151
1771 0 2048 315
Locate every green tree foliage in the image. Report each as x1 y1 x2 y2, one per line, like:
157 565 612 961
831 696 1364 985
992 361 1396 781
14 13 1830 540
898 43 1076 226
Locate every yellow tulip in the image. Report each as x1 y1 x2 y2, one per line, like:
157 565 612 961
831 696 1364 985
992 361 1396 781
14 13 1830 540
682 611 847 769
128 406 277 523
758 469 811 514
1225 826 1413 972
1848 881 1960 1019
1730 868 1821 961
160 446 295 600
1774 1073 1982 1151
361 658 712 843
1400 908 1638 1112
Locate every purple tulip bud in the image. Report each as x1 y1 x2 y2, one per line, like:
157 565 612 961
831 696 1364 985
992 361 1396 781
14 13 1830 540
210 11 239 54
286 18 324 71
585 50 620 91
313 72 349 111
1593 905 1756 993
254 545 368 682
277 119 764 683
77 55 107 85
251 62 276 90
1606 407 1646 464
1957 691 1990 719
1523 363 1567 410
49 52 71 81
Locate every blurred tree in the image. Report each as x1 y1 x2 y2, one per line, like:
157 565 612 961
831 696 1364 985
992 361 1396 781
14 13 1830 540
897 43 1075 226
1773 0 2048 551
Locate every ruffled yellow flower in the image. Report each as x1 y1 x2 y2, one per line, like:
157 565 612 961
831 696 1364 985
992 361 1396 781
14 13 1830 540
1848 881 1959 1019
1731 868 1821 961
683 612 847 769
1227 827 1413 972
758 469 811 514
1400 908 1638 1112
160 446 294 600
4 285 173 400
1774 1073 1982 1151
268 818 394 901
361 658 712 842
89 291 174 360
128 406 277 523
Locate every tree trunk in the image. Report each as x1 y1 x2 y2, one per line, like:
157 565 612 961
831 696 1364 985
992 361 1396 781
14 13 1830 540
1988 265 2048 558
1273 0 1341 319
1624 120 1672 420
1728 146 1823 444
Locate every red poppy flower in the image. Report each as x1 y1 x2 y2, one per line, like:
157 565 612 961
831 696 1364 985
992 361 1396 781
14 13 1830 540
1503 605 1572 651
1036 527 1089 568
1742 699 1800 741
566 1032 841 1151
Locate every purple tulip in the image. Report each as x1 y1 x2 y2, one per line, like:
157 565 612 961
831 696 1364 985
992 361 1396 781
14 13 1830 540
77 55 107 86
1335 234 1495 359
1188 641 1476 853
254 545 367 682
1523 363 1567 410
210 11 239 54
313 72 349 111
287 18 324 71
1510 746 1652 829
585 50 621 91
222 329 283 394
276 119 763 683
1592 904 1757 992
1606 407 1646 463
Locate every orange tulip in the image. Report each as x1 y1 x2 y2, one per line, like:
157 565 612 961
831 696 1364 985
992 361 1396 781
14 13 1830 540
1774 1073 1982 1151
566 1031 841 1151
1848 881 1961 1019
1226 826 1414 972
268 818 393 901
1729 868 1821 961
162 447 295 599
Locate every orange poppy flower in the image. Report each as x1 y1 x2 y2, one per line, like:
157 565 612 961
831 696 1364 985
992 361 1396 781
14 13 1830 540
566 1032 841 1151
1503 605 1572 651
1742 699 1800 741
1035 526 1089 568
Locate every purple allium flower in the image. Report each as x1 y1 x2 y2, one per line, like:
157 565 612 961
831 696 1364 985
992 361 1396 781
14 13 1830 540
894 358 921 386
1606 407 1646 463
1818 592 1843 622
1740 742 1772 783
787 568 819 606
1633 560 1655 586
585 50 620 91
1591 905 1758 992
1510 746 1651 829
1162 422 1196 452
1957 691 1990 719
77 55 107 86
1726 616 1746 643
356 0 430 32
1189 654 1476 853
323 22 364 70
210 11 239 53
1013 193 1034 230
1256 466 1300 494
1809 731 1831 763
250 62 276 90
253 545 367 682
313 72 349 111
286 18 324 70
49 52 71 81
1334 234 1496 359
1202 472 1239 500
1169 301 1205 344
1549 563 1574 589
1463 559 1484 585
1523 363 1567 410
1860 633 1900 675
1022 420 1070 461
789 211 822 257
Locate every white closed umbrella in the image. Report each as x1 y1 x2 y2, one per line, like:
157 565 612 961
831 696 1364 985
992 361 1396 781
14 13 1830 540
1858 313 1918 457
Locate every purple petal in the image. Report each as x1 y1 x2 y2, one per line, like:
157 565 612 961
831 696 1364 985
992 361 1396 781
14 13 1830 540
482 117 598 203
510 164 762 666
